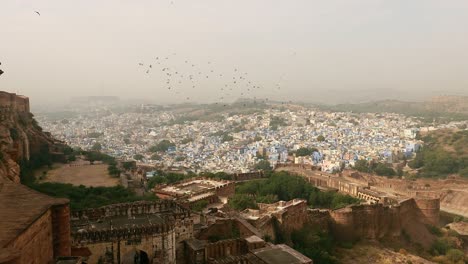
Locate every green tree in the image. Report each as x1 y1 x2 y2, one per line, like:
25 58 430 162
291 225 338 264
192 200 209 212
107 164 121 177
122 161 136 171
255 160 272 171
446 249 465 263
9 128 19 140
148 140 175 152
91 142 102 151
354 159 370 173
269 116 287 128
296 147 318 157
28 183 157 210
221 134 234 142
228 194 257 210
317 135 326 142
374 163 396 177
133 154 144 161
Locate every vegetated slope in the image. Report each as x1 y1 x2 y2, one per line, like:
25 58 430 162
0 91 64 183
409 129 468 178
320 96 468 122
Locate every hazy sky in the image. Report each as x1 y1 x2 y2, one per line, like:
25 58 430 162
1 0 468 105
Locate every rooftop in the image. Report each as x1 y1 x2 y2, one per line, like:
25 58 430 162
157 178 229 196
0 181 69 249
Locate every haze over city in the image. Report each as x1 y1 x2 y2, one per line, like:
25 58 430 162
2 1 468 264
1 0 468 105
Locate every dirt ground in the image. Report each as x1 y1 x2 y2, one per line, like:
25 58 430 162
38 163 119 187
336 243 435 264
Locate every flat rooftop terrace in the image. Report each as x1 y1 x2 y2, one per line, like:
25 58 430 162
159 179 228 196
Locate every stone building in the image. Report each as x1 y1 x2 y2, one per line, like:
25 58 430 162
0 181 71 264
70 200 193 264
240 199 309 240
154 178 235 208
184 236 312 264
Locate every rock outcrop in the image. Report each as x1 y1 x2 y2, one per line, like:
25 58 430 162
0 91 63 183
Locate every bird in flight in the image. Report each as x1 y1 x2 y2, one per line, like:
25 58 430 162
35 11 41 16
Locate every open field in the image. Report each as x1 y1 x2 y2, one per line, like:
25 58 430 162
38 163 119 187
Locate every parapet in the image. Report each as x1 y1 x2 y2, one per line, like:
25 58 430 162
414 197 440 226
0 91 30 113
72 221 175 244
71 200 190 221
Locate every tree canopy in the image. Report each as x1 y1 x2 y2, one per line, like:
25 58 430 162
234 172 359 210
91 142 102 151
29 183 157 210
148 140 175 152
295 147 319 157
409 130 468 178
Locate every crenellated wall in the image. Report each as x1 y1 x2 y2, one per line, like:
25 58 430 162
0 92 30 113
328 197 439 246
242 196 439 248
231 171 265 181
71 201 193 264
71 200 190 221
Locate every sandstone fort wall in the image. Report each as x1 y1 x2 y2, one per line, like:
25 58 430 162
71 200 190 221
0 92 30 113
7 210 54 264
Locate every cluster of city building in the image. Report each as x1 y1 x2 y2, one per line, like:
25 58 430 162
37 105 465 173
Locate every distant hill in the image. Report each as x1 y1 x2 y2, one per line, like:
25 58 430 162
70 96 120 103
319 96 468 122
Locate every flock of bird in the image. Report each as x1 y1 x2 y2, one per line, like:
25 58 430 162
137 53 286 106
1 10 291 106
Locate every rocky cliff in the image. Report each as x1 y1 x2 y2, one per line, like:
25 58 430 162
0 91 62 183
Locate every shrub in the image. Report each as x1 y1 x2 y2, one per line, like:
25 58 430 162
426 225 443 237
9 128 19 140
446 249 464 263
191 200 208 212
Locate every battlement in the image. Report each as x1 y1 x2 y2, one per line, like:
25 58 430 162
71 200 190 221
231 171 265 181
72 221 175 244
0 91 30 113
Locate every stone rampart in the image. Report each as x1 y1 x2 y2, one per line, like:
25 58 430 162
328 197 439 244
71 200 190 221
0 92 29 113
205 238 248 261
52 204 71 257
414 197 440 226
72 222 175 244
232 171 265 181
